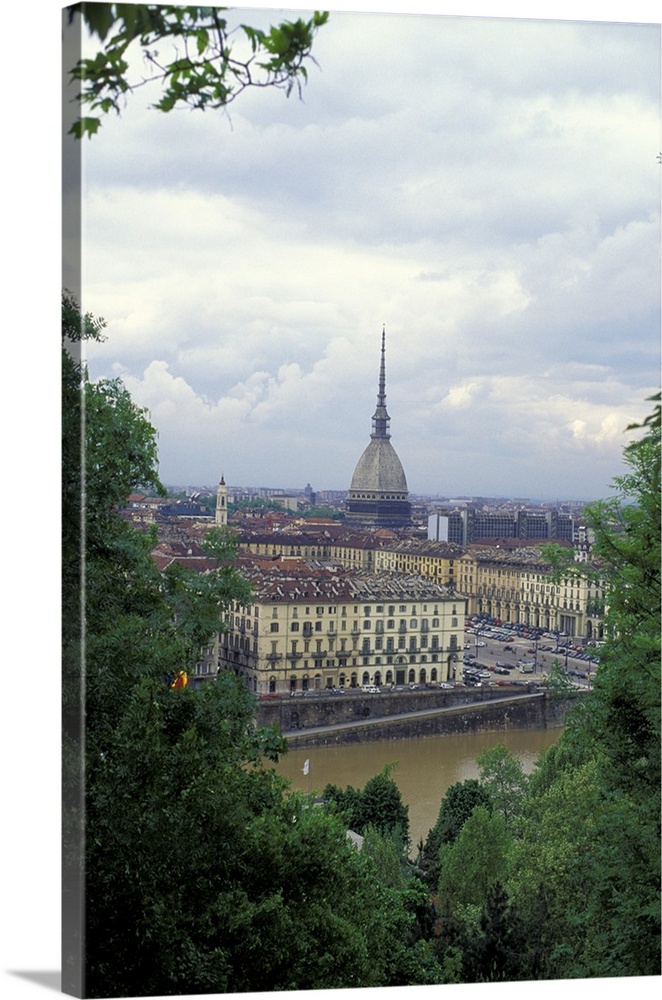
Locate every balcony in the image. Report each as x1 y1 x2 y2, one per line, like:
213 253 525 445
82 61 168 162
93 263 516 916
265 653 283 662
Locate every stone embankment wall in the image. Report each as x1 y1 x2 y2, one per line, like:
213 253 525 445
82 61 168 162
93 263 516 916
256 687 578 749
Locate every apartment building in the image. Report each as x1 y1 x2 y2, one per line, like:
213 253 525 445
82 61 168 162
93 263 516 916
237 524 385 572
219 558 466 695
470 547 605 639
373 537 604 641
375 538 465 590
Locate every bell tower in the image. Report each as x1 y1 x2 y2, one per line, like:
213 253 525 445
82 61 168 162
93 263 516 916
215 475 228 527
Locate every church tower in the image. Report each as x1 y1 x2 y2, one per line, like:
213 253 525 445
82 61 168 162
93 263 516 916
215 475 228 526
345 328 411 528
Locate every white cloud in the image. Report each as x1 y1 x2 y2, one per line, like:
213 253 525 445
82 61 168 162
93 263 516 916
74 6 660 500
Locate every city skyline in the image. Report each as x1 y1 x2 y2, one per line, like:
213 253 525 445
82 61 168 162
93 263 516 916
66 3 660 502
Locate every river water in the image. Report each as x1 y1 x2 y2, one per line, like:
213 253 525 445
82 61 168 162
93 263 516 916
275 727 561 847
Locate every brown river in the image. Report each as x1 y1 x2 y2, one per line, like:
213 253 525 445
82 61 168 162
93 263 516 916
275 728 561 848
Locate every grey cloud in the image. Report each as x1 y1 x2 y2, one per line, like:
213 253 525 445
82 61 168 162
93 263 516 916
78 8 660 500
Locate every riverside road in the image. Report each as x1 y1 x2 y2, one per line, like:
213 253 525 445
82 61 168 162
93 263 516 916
282 690 546 742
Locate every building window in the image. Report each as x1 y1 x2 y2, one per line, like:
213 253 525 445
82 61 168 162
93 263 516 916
290 622 299 632
270 622 279 633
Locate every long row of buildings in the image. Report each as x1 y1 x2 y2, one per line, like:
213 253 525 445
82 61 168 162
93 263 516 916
151 516 604 695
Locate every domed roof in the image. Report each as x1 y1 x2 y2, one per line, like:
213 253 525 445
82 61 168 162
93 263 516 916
350 437 408 494
346 327 411 527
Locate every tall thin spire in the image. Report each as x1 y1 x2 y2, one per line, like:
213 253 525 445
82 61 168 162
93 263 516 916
371 325 390 440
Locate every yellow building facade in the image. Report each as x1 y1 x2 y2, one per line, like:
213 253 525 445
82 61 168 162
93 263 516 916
219 561 466 695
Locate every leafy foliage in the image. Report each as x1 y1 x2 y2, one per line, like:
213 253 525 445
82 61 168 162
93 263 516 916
66 3 329 138
476 743 528 832
323 763 410 842
438 805 512 913
418 778 491 887
433 395 661 982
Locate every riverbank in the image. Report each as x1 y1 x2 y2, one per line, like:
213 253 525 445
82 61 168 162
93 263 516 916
258 686 579 749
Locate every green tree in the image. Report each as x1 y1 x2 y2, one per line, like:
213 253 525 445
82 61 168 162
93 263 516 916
66 3 329 138
355 765 410 841
438 805 512 913
514 394 661 978
359 827 440 986
303 505 345 520
419 778 491 887
323 764 409 842
544 656 576 694
507 758 604 980
463 880 520 983
581 394 661 805
476 743 528 832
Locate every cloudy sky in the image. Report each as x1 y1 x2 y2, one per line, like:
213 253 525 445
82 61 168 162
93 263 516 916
65 2 660 501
